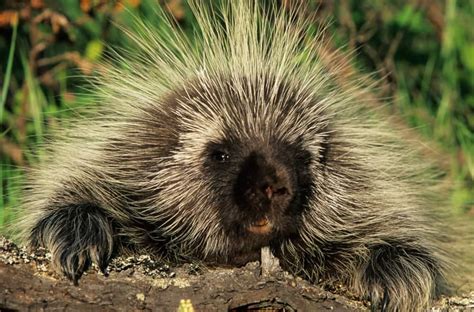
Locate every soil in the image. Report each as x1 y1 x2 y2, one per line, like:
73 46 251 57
0 236 472 311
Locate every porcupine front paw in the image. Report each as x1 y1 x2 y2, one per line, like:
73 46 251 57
361 244 441 311
29 204 115 284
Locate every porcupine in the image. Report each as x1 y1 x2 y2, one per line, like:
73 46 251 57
15 1 457 311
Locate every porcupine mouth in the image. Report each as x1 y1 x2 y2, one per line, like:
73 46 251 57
247 216 273 235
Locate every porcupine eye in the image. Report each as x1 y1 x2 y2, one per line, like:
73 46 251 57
211 151 230 163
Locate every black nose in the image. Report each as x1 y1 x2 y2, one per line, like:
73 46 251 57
234 152 293 210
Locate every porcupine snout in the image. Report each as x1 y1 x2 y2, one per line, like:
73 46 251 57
233 151 294 235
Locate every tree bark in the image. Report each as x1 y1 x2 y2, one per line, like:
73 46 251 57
1 236 472 311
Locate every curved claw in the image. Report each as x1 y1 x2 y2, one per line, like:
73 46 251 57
100 265 110 277
380 288 389 312
61 252 92 286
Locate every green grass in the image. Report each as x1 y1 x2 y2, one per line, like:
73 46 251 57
0 0 473 231
0 15 18 228
393 0 473 214
0 13 17 121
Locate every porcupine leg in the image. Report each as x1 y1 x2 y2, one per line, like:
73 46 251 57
29 203 115 284
362 244 441 311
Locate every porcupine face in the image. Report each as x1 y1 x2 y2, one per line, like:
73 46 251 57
164 75 320 256
203 135 313 245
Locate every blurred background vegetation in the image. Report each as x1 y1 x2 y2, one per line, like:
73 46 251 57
0 0 473 229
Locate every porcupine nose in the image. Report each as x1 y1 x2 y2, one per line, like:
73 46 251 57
260 180 290 200
234 151 293 212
